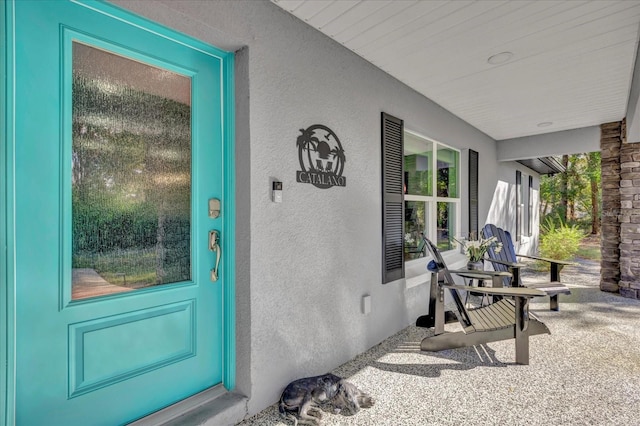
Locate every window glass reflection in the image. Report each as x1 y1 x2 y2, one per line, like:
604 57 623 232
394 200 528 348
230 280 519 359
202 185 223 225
404 133 432 196
71 42 192 300
404 201 428 260
437 202 456 251
437 147 458 198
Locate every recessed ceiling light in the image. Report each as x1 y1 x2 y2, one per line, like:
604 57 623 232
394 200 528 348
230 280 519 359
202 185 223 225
487 52 513 65
537 122 553 127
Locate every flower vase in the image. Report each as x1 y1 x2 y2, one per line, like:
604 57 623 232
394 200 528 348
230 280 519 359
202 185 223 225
467 260 483 271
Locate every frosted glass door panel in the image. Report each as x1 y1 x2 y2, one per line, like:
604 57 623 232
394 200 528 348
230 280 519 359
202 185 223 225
71 42 192 300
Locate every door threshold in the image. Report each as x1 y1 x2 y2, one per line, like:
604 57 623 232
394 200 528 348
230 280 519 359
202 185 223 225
129 385 248 426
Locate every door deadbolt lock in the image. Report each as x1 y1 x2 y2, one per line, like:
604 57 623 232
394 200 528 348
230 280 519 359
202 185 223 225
209 198 221 219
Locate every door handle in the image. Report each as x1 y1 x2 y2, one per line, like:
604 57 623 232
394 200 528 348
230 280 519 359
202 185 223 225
209 230 221 282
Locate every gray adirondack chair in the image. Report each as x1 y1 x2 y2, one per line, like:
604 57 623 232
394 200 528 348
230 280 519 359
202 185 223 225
482 223 571 311
420 237 550 365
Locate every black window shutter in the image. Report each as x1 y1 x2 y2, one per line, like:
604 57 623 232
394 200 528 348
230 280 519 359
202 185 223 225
516 170 522 242
468 150 479 239
381 112 404 284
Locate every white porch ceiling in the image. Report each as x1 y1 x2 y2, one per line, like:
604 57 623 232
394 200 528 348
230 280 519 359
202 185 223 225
271 0 640 141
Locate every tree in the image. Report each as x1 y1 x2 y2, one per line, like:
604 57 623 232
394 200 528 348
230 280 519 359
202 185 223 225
560 155 569 221
586 152 601 234
539 152 601 234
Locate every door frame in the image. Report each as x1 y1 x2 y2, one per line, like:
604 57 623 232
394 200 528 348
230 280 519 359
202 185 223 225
0 1 236 424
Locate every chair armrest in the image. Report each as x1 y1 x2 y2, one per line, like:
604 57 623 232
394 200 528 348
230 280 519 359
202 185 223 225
517 254 575 266
441 283 546 298
450 269 512 280
484 258 527 269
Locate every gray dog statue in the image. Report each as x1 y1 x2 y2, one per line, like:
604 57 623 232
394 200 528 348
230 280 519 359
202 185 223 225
278 373 374 426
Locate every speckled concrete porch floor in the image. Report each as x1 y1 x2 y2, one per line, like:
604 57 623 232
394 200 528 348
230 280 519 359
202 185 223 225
238 260 640 425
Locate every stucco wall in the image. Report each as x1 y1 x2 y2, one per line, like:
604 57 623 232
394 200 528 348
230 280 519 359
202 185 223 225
113 0 528 417
486 163 541 256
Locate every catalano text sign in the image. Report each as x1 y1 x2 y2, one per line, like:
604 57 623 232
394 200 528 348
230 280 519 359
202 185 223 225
295 124 346 189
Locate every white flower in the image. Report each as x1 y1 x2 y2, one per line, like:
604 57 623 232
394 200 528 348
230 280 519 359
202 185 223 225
454 235 503 262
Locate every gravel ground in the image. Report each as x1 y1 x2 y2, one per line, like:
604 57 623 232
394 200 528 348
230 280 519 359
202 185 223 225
239 257 640 426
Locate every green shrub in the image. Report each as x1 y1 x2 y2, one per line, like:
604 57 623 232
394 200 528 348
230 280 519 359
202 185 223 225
539 217 584 262
72 198 161 253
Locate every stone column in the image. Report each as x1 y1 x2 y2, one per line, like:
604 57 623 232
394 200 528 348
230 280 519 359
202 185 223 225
618 137 640 299
600 121 621 293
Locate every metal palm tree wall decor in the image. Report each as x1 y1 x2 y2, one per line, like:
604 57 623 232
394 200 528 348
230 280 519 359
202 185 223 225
296 124 346 189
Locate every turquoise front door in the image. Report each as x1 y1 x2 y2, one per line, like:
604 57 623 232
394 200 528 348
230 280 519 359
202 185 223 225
9 1 234 424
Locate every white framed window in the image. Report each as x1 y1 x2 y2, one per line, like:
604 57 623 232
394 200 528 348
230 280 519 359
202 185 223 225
403 130 460 262
516 170 523 242
528 175 534 237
